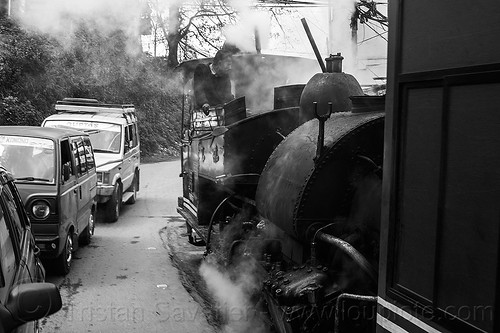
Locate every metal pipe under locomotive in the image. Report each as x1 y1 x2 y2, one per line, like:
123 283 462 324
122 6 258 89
177 53 385 332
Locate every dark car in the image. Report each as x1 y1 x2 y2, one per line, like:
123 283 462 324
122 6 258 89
0 126 98 275
0 166 61 333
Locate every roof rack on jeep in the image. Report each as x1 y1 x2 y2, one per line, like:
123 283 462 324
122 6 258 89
62 98 99 104
55 99 136 117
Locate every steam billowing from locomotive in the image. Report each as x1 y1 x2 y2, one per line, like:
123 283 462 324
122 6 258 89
178 47 385 332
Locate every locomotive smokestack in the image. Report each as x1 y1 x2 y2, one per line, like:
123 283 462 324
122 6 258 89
325 53 344 73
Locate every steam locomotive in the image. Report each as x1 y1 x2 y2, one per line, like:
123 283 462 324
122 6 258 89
177 1 500 332
177 51 384 332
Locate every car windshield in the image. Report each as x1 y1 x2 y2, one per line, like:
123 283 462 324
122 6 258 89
0 136 55 183
44 120 122 153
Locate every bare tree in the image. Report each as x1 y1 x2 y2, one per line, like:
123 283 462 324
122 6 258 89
145 0 237 68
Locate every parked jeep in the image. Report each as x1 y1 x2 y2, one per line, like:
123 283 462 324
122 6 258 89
0 165 62 332
0 126 97 275
42 98 140 222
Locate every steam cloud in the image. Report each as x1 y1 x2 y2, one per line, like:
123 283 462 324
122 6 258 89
18 0 143 48
199 255 268 333
224 3 270 53
7 0 148 63
328 0 356 73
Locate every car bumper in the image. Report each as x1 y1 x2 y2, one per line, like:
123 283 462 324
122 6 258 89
97 184 114 202
35 235 61 259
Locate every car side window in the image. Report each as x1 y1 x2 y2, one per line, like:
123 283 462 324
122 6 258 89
0 188 20 303
61 139 75 182
124 125 131 153
130 123 138 148
71 141 82 177
2 185 23 241
76 139 88 174
83 137 95 170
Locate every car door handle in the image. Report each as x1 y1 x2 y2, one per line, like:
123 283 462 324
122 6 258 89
73 188 78 194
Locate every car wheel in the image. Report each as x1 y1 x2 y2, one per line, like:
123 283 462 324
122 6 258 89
56 232 73 275
79 209 95 246
126 173 138 205
105 183 122 222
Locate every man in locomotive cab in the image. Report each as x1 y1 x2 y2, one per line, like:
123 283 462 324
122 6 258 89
193 44 240 115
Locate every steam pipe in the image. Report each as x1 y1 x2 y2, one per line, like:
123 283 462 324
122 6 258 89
310 222 337 266
205 195 233 254
301 18 326 73
316 231 377 283
334 293 377 333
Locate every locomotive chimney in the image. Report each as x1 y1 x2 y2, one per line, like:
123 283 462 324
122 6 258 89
325 53 344 73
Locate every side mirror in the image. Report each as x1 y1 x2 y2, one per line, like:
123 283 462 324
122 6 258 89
1 283 62 332
62 163 71 182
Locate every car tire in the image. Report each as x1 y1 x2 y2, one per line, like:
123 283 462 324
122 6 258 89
79 209 95 246
56 232 73 275
126 173 138 205
105 183 122 222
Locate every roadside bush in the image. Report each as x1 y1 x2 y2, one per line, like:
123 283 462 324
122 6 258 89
0 96 43 125
0 17 182 159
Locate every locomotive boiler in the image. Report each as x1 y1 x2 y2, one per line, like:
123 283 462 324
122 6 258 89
253 57 384 333
177 52 385 332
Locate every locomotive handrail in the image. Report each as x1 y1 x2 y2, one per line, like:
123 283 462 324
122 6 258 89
214 173 260 185
334 293 377 333
205 195 233 254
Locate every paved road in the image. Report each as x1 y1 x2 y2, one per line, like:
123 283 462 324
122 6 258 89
41 160 214 333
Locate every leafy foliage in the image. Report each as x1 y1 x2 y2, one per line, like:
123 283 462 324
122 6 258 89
0 96 42 125
0 17 181 158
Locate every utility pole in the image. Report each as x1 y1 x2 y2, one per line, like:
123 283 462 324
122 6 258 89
154 24 157 57
351 2 358 69
327 0 333 55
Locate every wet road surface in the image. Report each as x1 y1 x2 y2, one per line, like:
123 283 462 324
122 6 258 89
41 160 215 333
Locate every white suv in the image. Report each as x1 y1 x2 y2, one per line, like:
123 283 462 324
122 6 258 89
43 98 140 222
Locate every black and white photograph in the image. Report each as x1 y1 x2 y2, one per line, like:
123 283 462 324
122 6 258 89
0 0 498 332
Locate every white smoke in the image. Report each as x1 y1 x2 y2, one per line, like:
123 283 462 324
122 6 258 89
199 255 268 333
327 0 356 73
15 0 143 54
224 2 270 53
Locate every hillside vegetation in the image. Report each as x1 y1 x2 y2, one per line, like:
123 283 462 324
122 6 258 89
0 17 182 159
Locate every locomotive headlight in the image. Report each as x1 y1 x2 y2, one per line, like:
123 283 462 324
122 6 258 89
32 200 50 219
